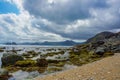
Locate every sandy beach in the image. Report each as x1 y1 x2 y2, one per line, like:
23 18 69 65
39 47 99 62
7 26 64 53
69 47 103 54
36 53 120 80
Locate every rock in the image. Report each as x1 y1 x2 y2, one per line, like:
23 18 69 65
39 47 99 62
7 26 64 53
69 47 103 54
1 53 24 67
96 41 105 45
0 69 11 80
91 41 105 49
85 31 120 53
36 58 48 67
86 31 114 43
2 52 16 57
112 45 120 52
0 49 4 52
15 60 36 67
95 47 105 56
0 69 8 76
27 71 40 78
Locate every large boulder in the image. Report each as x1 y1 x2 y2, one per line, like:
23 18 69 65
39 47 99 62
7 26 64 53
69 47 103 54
1 53 24 67
2 52 16 57
95 47 105 56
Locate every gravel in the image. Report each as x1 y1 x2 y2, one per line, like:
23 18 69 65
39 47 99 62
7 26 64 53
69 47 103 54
36 53 120 80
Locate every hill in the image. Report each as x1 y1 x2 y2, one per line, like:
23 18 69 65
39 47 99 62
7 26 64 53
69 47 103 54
40 40 80 46
86 31 114 43
3 40 81 46
85 31 120 53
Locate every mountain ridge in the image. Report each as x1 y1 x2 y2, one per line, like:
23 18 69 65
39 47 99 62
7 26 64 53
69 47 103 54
86 31 120 44
75 31 120 53
2 40 82 46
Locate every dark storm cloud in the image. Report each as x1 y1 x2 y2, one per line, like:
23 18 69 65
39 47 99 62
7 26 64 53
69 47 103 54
1 0 120 42
22 0 120 40
23 0 109 24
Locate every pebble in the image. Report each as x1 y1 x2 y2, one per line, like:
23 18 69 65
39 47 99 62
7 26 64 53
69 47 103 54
36 54 120 80
107 72 111 74
78 75 82 78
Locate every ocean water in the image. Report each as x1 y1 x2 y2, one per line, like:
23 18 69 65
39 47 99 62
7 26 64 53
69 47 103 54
0 45 74 80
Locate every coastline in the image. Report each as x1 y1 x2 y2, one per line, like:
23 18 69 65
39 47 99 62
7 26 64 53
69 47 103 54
35 53 120 80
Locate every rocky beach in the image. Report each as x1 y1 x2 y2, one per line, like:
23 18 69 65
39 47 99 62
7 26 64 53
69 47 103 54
0 31 119 80
36 53 120 80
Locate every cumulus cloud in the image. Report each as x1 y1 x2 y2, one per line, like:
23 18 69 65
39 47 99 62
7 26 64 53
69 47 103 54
0 10 67 42
23 0 109 24
0 0 120 42
23 0 120 39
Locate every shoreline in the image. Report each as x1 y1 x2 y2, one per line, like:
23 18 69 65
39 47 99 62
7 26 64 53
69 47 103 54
35 53 120 80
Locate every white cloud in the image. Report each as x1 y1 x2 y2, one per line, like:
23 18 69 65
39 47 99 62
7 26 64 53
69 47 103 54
0 12 68 42
22 0 120 40
0 0 120 42
5 0 24 11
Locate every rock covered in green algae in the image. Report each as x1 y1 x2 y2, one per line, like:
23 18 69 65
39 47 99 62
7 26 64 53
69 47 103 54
36 58 48 67
1 53 24 67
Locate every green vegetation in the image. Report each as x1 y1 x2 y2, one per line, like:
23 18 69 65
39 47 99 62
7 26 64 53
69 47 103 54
44 51 65 57
5 66 47 73
15 60 36 67
103 52 114 56
5 59 48 73
5 65 21 72
47 67 62 72
69 48 114 66
47 59 67 63
27 51 40 57
1 39 115 75
22 51 41 59
2 54 24 67
46 48 55 51
22 67 47 73
36 59 48 67
49 62 65 67
69 49 90 66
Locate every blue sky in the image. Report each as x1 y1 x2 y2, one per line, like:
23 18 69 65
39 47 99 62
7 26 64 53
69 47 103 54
0 0 19 14
0 0 120 43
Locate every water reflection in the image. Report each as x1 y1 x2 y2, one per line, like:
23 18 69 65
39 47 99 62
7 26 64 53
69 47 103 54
0 52 3 67
0 45 73 80
9 70 40 80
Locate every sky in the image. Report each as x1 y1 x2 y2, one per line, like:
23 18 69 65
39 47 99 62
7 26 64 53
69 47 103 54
0 0 120 43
